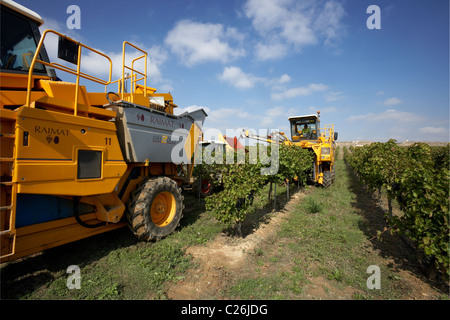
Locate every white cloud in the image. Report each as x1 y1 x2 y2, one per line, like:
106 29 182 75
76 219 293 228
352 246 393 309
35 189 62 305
165 20 245 66
346 111 448 142
260 117 273 126
39 17 84 63
39 19 170 90
254 41 289 61
287 107 300 115
175 105 252 132
348 109 424 123
278 74 291 84
271 83 328 100
218 66 264 89
199 107 252 125
245 0 316 44
268 73 291 86
266 106 285 118
324 91 345 102
244 0 346 60
314 0 347 46
218 66 291 90
260 106 286 126
383 97 403 106
187 104 286 130
79 44 170 91
419 127 448 134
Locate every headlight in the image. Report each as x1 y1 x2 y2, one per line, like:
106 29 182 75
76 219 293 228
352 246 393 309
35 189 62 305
321 147 330 155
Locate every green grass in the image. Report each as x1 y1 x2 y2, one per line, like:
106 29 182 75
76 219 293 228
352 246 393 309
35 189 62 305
0 193 223 300
0 177 297 300
225 158 439 300
2 159 447 300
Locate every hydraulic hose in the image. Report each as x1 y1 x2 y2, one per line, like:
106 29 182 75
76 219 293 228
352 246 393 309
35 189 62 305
73 196 106 228
106 92 120 105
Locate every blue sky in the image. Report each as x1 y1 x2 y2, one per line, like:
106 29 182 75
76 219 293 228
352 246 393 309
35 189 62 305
20 0 449 142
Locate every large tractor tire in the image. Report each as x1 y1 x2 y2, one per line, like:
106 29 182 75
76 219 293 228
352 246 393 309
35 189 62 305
323 170 332 188
127 177 184 241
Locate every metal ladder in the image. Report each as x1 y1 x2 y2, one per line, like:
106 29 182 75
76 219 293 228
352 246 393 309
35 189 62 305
1 108 18 260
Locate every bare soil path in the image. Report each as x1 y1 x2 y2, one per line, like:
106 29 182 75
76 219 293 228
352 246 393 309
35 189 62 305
166 191 307 299
165 156 448 300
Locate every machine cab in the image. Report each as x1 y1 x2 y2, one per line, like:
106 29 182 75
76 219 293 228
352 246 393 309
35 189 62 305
1 0 53 88
289 114 320 141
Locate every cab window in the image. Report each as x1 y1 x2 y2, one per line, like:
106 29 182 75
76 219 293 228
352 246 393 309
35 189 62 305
0 8 45 72
291 119 318 140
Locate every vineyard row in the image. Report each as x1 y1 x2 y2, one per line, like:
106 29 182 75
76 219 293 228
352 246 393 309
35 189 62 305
344 140 449 279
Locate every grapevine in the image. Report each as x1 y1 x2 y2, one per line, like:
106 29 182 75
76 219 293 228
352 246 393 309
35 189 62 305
348 140 450 278
197 144 313 234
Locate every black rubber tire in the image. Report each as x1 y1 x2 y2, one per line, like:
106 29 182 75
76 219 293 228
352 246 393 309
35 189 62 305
323 170 332 188
127 177 184 241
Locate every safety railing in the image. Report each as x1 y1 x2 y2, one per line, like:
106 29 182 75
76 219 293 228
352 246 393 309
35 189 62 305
320 124 335 144
26 29 113 116
120 41 147 100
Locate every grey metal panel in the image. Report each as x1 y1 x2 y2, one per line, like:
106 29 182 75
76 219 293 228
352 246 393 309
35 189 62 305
111 102 205 163
177 108 208 126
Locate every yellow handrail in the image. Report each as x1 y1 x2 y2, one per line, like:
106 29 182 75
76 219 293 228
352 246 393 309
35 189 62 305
26 29 113 116
121 41 147 100
320 124 335 144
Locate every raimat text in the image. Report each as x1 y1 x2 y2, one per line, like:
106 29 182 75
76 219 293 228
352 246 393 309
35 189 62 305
34 126 69 136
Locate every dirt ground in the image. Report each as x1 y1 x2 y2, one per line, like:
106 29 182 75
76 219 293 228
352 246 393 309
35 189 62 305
347 182 448 300
165 192 305 300
165 160 449 300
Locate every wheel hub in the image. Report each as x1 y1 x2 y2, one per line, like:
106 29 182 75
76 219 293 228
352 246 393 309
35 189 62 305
150 191 176 227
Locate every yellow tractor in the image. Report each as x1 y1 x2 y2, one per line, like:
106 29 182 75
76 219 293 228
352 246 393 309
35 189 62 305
0 0 206 262
242 111 337 187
